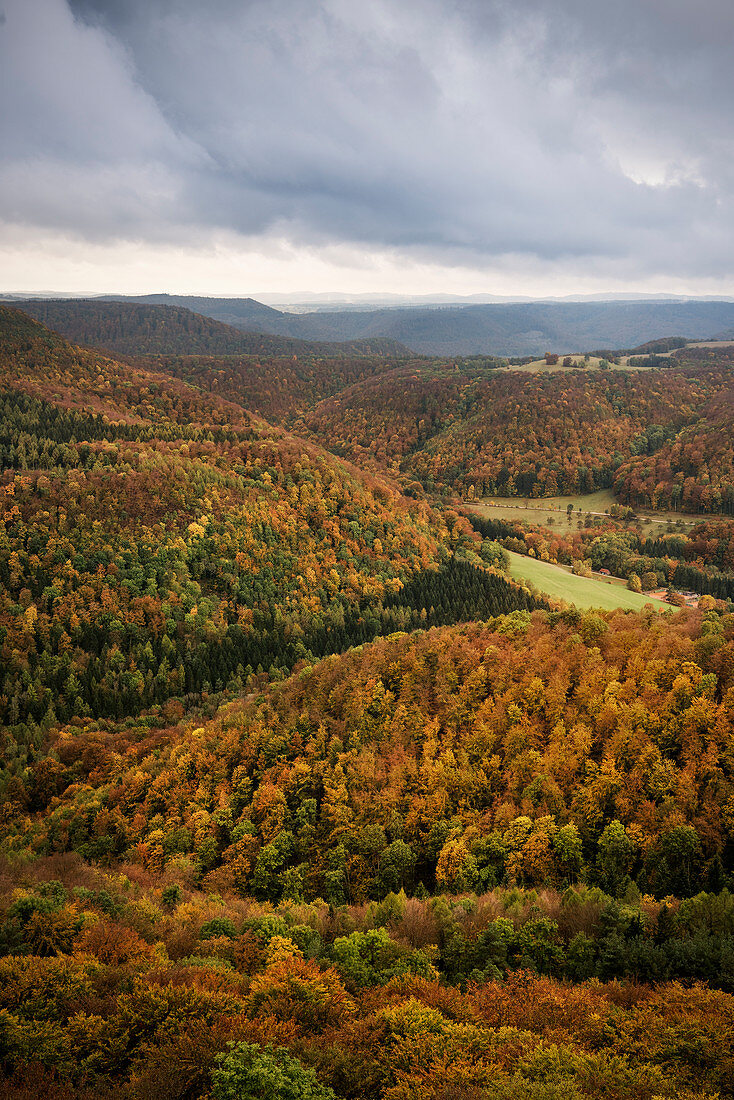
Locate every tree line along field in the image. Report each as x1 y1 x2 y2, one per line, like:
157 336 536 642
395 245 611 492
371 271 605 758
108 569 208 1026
468 493 712 609
503 354 656 373
2 301 734 1099
467 509 734 608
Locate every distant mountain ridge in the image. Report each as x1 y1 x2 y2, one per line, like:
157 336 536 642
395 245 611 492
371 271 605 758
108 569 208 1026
6 298 410 358
92 294 734 355
99 293 290 331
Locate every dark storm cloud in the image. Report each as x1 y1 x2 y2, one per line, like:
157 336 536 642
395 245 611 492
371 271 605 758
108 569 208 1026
2 0 734 278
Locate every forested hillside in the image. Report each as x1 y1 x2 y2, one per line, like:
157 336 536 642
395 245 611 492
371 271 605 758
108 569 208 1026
143 351 415 422
11 608 733 900
615 353 734 514
3 304 734 1100
0 306 542 772
300 360 731 498
99 293 734 355
3 855 734 1100
10 301 734 513
100 293 302 332
144 344 734 513
10 300 409 359
3 608 734 1097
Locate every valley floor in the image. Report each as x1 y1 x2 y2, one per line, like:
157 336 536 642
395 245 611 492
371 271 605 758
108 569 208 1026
471 490 707 535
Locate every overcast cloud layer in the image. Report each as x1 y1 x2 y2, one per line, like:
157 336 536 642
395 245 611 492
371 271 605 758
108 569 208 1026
2 0 734 293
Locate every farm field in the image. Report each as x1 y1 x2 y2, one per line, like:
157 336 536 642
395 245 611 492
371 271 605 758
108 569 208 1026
470 491 704 534
674 339 734 350
509 354 652 373
506 550 672 611
508 354 608 373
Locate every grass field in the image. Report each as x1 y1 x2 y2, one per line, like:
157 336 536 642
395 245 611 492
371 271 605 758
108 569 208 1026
506 551 671 612
470 492 703 535
676 340 734 350
507 342 733 373
509 356 651 374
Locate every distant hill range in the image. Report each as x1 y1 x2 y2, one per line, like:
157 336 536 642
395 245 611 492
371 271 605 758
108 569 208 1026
6 299 410 359
91 294 734 356
8 294 734 357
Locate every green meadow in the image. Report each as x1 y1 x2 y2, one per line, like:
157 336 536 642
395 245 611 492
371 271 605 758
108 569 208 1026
506 551 671 612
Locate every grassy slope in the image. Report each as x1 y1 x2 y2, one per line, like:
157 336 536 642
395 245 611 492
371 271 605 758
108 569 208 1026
506 551 671 611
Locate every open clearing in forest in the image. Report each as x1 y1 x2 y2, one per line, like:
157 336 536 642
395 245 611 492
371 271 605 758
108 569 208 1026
470 491 704 535
506 551 672 612
508 356 652 373
674 340 734 350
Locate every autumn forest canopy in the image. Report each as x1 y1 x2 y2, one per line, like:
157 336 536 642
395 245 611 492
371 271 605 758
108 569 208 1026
2 300 734 1099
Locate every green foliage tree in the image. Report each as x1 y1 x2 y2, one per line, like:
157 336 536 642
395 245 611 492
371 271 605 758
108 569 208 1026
596 821 637 896
211 1042 336 1100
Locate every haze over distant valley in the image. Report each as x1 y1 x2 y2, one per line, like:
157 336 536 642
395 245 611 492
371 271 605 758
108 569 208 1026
9 293 734 356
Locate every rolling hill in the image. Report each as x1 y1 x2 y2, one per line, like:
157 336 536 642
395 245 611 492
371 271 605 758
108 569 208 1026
11 300 731 514
101 292 297 332
2 305 734 1100
299 357 730 499
13 608 731 901
101 294 734 355
615 376 734 514
7 299 410 358
0 305 542 742
4 603 734 1099
144 351 419 422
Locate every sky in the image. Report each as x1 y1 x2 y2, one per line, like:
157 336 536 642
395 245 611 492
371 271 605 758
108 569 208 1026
1 0 734 298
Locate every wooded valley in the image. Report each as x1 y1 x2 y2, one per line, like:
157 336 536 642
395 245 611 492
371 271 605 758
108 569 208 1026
1 300 734 1099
